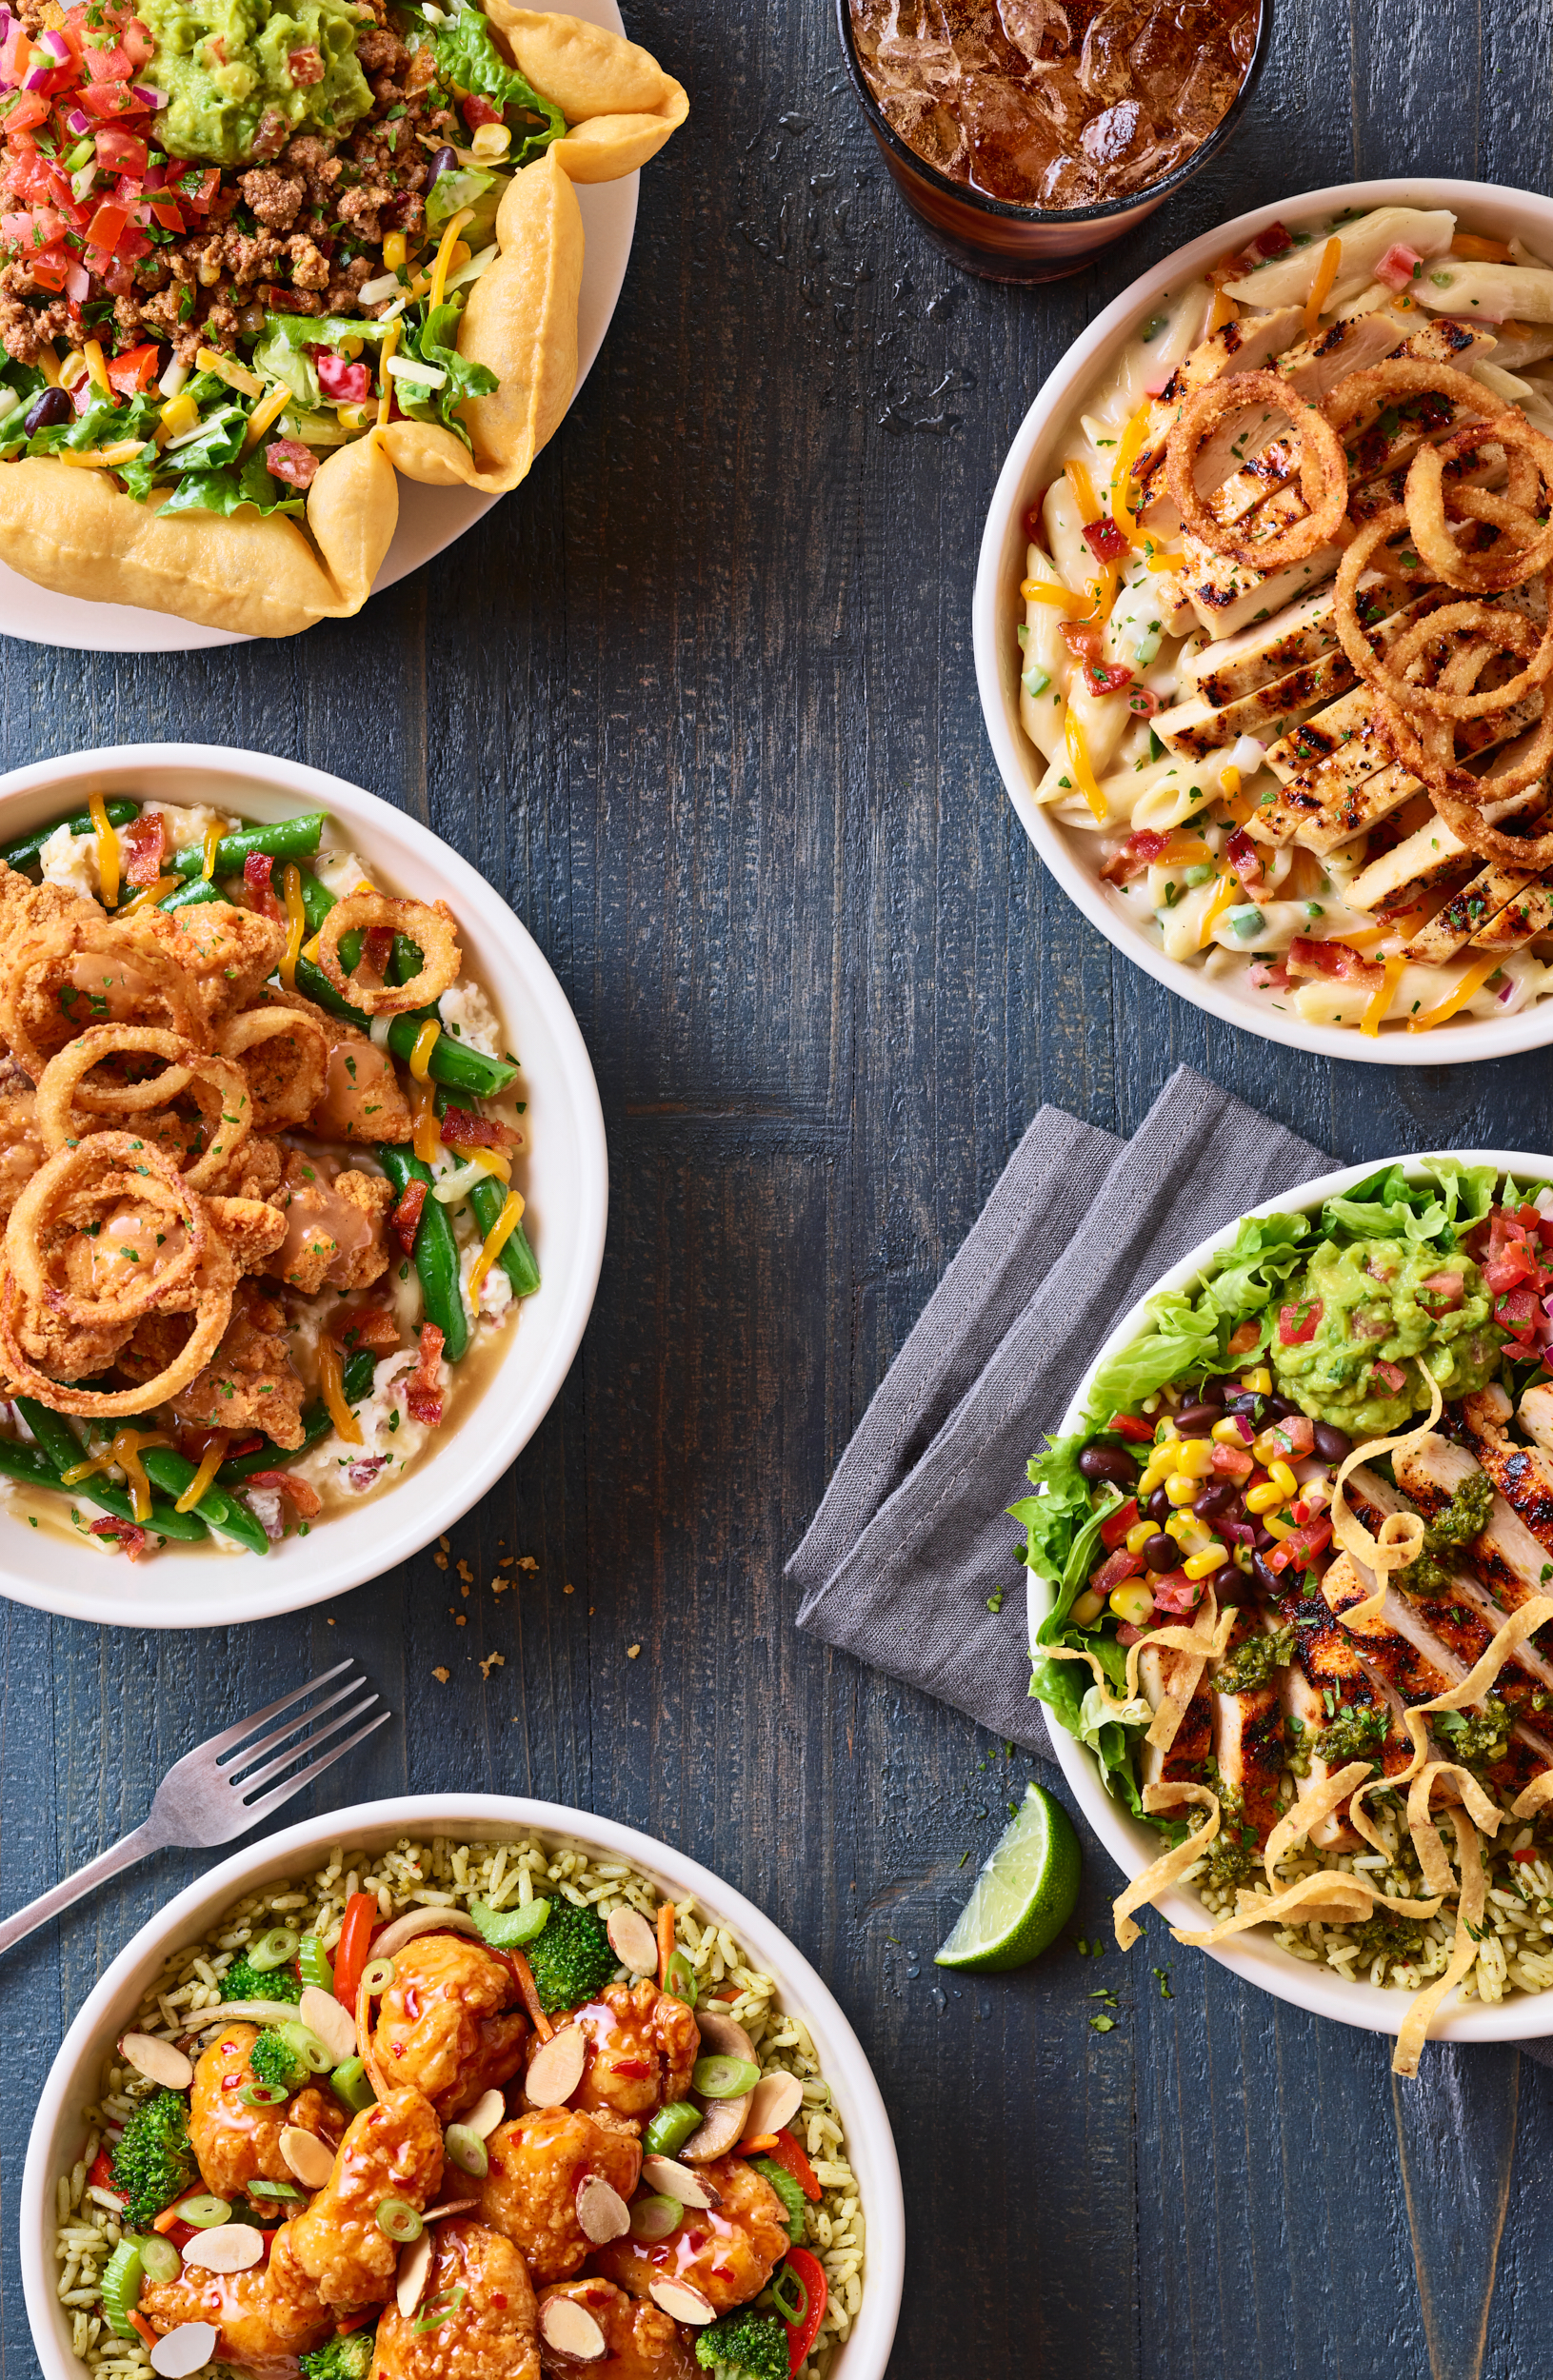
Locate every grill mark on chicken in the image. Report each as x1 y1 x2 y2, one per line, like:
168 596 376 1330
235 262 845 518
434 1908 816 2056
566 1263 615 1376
1137 1644 1214 1790
1394 1429 1553 1619
1208 1612 1287 1842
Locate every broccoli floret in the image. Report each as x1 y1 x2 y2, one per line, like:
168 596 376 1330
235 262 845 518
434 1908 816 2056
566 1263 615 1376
522 1900 616 2014
694 2309 789 2380
222 1954 302 2004
300 2333 376 2380
110 2090 198 2229
249 2028 307 2094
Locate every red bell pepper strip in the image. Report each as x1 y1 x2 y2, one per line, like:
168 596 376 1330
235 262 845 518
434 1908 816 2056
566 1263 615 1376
1107 1412 1154 1444
782 2246 828 2373
332 1890 378 2009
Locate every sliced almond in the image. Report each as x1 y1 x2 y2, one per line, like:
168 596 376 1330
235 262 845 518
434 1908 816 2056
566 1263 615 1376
526 2024 586 2108
370 1907 484 1961
179 2224 265 2274
742 2071 804 2141
397 2229 433 2317
299 1984 356 2066
574 2173 630 2244
538 2297 607 2362
279 2127 336 2192
422 2198 480 2221
119 2033 193 2093
639 2154 721 2210
465 2088 506 2140
149 2325 221 2379
606 1906 659 1975
648 2278 715 2327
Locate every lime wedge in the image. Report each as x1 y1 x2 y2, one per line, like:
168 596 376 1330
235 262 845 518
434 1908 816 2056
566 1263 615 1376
934 1781 1082 1973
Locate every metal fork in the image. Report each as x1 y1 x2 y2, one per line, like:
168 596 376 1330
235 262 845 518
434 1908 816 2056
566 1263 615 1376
0 1659 388 1958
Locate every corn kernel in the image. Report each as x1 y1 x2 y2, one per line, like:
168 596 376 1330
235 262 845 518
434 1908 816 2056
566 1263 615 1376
1108 1582 1155 1627
1125 1519 1156 1557
384 230 408 272
1165 1474 1199 1506
1071 1588 1105 1627
1250 1430 1283 1465
1164 1511 1210 1550
1139 1452 1179 1494
1245 1479 1287 1515
1212 1416 1246 1445
469 119 511 161
1263 1514 1297 1542
1232 1543 1255 1575
1245 1368 1272 1394
1176 1438 1215 1478
1269 1460 1299 1498
1184 1543 1228 1579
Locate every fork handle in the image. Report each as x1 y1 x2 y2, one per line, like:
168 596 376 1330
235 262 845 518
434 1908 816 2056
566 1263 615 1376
0 1819 168 1958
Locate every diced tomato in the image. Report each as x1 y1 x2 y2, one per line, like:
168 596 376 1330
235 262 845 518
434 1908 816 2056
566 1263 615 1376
1092 1546 1143 1595
1286 936 1384 988
1225 827 1264 887
93 126 146 174
1266 1415 1314 1458
1106 1412 1154 1444
1227 1320 1261 1358
1264 1517 1333 1576
461 91 501 127
84 194 128 257
313 347 370 404
1083 659 1134 697
0 90 50 131
1419 1269 1464 1310
122 17 153 64
1080 516 1128 563
133 195 183 230
1485 1247 1539 1294
1496 1285 1541 1339
88 2148 121 2197
84 41 132 78
1374 241 1424 292
265 437 317 488
1515 1846 1542 1865
81 78 144 115
332 1891 379 2008
107 340 159 393
1279 1298 1323 1346
1150 1570 1201 1615
1369 1359 1407 1391
0 25 31 83
288 42 323 80
176 165 218 212
1099 1497 1139 1550
1210 1443 1253 1479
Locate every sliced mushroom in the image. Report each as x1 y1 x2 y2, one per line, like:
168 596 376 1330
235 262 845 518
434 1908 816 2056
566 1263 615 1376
606 1906 659 1976
575 2174 631 2244
465 2088 506 2139
639 2154 721 2210
742 2071 804 2141
539 2296 607 2362
180 2224 266 2274
188 2000 307 2030
119 2033 193 2092
279 2127 336 2192
679 2008 757 2162
370 1907 486 1962
421 2198 480 2222
526 2024 587 2109
396 2230 432 2318
299 1985 356 2066
149 2325 221 2379
648 2278 715 2326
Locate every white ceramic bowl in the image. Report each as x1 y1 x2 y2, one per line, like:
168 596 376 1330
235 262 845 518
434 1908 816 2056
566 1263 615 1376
974 175 1553 1067
21 1794 905 2380
0 744 607 1629
1032 1147 1553 2047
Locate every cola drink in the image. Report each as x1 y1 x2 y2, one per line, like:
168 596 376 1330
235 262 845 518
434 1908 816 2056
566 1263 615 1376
849 0 1259 210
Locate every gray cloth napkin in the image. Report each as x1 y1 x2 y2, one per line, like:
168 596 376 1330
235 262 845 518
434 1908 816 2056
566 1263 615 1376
787 1065 1328 1754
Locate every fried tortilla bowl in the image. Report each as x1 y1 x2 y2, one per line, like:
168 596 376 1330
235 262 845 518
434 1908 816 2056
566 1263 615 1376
0 7 686 639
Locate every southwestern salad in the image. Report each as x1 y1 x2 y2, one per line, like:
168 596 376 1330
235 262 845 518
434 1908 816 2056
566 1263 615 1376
1016 196 1553 1040
52 1831 863 2380
1020 1158 1553 2072
0 0 562 515
0 786 536 1560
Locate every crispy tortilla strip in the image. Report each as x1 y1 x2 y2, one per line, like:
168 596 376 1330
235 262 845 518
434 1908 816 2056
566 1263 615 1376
1043 1593 1236 1753
1406 1758 1503 1891
1113 1781 1219 1952
1327 1363 1443 1626
1393 1810 1483 2079
488 1 688 179
1262 1758 1376 1880
1512 1770 1553 1818
1172 1867 1442 1947
0 433 395 638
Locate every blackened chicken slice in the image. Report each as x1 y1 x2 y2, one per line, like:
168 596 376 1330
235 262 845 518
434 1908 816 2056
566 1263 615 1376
1207 1611 1288 1844
1137 1643 1214 1793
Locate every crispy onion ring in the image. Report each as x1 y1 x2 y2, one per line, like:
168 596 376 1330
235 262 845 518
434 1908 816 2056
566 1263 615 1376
1165 369 1348 570
315 890 461 1018
215 1006 329 1132
5 1133 209 1331
1367 594 1553 722
0 1234 234 1419
1375 631 1553 813
0 916 205 1085
33 1028 252 1193
1323 358 1505 444
1406 412 1553 593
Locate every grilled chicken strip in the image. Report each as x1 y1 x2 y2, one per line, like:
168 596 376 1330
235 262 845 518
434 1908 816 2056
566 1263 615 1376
1394 1424 1553 1613
1207 1610 1287 1842
1137 1642 1214 1792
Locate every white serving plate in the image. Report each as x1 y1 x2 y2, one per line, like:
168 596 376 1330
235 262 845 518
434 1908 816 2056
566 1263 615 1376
0 0 639 653
21 1795 906 2380
1031 1148 1553 2045
0 743 607 1627
974 176 1553 1067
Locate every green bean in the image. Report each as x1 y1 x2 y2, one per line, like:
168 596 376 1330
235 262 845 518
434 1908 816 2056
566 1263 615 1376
435 1088 539 1299
14 1396 83 1473
376 1145 469 1363
158 876 227 914
139 1447 269 1557
1 797 139 872
0 1436 208 1541
165 812 327 886
216 1349 376 1484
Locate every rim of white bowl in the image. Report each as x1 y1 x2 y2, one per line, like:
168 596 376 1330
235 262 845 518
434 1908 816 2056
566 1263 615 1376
974 174 1553 1067
1032 1147 1553 2041
0 745 607 1628
20 1793 906 2380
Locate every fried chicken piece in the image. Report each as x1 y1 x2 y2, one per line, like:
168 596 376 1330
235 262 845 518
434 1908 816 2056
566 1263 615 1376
206 1134 286 1203
140 2219 333 2377
369 2218 539 2380
562 1982 701 2125
189 2021 345 2197
206 1189 290 1271
124 1280 308 1449
0 857 98 949
478 2108 642 2284
289 2086 443 2312
266 1150 392 1294
371 1932 529 2118
537 2278 698 2380
0 1062 44 1224
130 900 286 1030
592 2156 790 2316
252 987 412 1144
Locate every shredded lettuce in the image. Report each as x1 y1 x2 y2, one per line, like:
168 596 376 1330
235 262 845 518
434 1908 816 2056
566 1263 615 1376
253 312 397 411
388 293 496 449
1322 1157 1499 1249
426 164 494 230
424 6 566 166
156 447 305 520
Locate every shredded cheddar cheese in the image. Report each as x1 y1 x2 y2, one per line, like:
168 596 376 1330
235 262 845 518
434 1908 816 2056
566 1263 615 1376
175 1438 227 1514
279 863 306 993
468 1190 525 1300
408 1020 441 1081
318 1338 364 1447
201 821 223 882
1197 870 1236 951
1063 457 1100 523
82 337 110 396
1064 710 1107 823
429 208 476 315
1109 407 1150 546
241 378 292 455
89 790 120 906
1360 952 1406 1037
1304 236 1343 335
1407 949 1503 1031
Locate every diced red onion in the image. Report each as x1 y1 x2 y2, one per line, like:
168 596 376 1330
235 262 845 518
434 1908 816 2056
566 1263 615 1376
39 30 70 62
65 259 89 302
1217 1517 1256 1547
130 83 166 107
20 62 51 88
65 104 90 132
0 14 13 49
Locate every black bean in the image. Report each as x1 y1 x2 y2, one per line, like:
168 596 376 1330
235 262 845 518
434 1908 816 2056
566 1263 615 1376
1313 1420 1351 1463
1252 1524 1276 1553
1267 1394 1301 1418
1176 1402 1219 1436
1193 1481 1238 1519
24 386 69 435
1143 1533 1177 1573
1216 1566 1255 1605
1224 1390 1259 1415
1196 1377 1226 1408
1078 1443 1138 1488
1251 1552 1281 1597
427 144 459 186
1147 1486 1172 1526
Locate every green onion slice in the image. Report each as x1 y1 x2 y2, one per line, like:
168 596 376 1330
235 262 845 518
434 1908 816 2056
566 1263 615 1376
240 2081 290 2107
134 2234 181 2286
360 1955 397 1994
376 2197 424 2243
691 2053 760 2100
175 2194 231 2229
443 2124 488 2178
771 2263 809 2325
275 2019 334 2076
661 1950 697 2009
468 1895 549 1948
627 2192 682 2241
248 1927 300 1973
248 2179 306 2202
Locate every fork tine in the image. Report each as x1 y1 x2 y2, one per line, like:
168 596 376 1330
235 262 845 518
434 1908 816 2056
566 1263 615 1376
240 1709 391 1822
233 1696 381 1797
197 1660 358 1760
221 1676 368 1778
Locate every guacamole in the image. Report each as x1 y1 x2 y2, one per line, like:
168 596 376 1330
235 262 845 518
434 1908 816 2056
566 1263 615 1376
1269 1236 1500 1437
140 0 374 166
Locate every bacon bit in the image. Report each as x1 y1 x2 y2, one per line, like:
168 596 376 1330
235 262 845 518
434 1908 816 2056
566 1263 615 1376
244 849 280 919
331 1304 401 1353
439 1107 518 1152
1247 958 1290 991
1286 936 1384 992
1225 827 1264 888
1252 220 1294 257
1060 618 1105 664
390 1177 428 1256
1080 516 1128 563
1374 241 1424 291
1099 828 1172 885
1126 684 1161 717
406 1323 445 1428
265 436 316 488
347 1456 387 1492
120 811 166 886
89 1517 147 1557
242 1470 323 1520
1083 659 1134 697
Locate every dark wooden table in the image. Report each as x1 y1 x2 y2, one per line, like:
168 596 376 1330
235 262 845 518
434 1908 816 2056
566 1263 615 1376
2 1 1551 2374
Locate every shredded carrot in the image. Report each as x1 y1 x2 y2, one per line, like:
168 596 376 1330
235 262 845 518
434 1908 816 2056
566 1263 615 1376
1304 235 1342 334
509 1949 553 2040
740 2132 780 2154
657 1901 676 1987
176 1436 227 1513
279 863 306 992
151 2206 185 2236
129 2311 158 2352
318 1336 364 1446
89 790 119 906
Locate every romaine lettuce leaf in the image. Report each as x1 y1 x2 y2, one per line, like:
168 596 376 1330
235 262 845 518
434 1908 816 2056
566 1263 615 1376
426 164 494 230
391 293 497 448
157 447 304 519
427 7 566 166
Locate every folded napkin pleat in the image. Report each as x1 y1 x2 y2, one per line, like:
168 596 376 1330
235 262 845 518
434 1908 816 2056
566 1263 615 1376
787 1067 1330 1756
